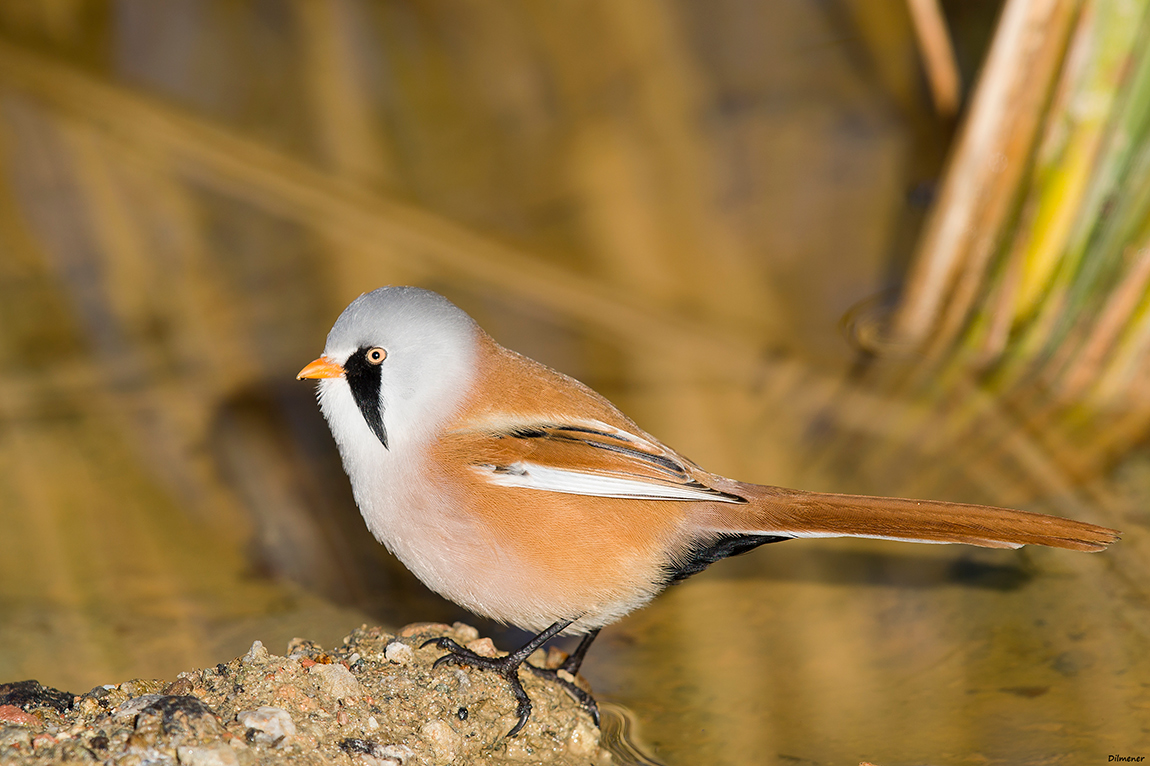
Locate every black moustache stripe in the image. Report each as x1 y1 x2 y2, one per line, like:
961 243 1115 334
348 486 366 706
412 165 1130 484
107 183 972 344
344 349 388 449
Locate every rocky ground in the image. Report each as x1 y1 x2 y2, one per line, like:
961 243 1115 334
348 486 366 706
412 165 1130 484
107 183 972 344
0 623 607 766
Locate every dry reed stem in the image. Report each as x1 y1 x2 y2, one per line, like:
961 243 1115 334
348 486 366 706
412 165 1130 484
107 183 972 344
859 0 1150 509
1061 245 1150 401
892 0 1076 351
906 0 962 117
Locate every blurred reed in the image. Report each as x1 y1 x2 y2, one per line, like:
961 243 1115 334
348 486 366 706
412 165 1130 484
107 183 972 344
831 0 1150 532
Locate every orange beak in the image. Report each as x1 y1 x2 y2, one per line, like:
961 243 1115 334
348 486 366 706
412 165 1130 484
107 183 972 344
296 356 345 380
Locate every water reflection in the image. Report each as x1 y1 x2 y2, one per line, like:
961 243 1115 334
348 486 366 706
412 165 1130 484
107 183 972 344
588 539 1147 764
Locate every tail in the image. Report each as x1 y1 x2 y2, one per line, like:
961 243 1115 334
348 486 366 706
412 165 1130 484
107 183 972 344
719 485 1120 553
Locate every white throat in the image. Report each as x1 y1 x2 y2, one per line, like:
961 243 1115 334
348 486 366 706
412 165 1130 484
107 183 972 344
312 287 480 553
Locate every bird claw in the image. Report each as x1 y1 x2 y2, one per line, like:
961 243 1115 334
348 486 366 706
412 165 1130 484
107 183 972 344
424 642 533 737
420 637 469 653
525 664 600 727
421 638 484 669
421 621 595 738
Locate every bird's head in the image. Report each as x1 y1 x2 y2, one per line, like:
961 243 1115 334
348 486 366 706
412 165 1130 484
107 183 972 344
297 286 478 455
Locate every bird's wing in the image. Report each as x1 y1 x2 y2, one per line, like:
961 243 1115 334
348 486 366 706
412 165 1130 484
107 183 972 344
443 418 746 503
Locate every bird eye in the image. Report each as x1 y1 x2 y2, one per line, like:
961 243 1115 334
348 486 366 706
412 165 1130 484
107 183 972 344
365 347 387 365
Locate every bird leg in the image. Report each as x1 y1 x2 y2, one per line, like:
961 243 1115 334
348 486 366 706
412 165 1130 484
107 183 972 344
523 627 601 726
560 627 600 676
422 620 580 737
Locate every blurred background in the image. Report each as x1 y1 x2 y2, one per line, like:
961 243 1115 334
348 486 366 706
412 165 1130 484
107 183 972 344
1 0 1148 763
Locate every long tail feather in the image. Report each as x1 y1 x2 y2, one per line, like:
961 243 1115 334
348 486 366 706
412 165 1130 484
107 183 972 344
728 486 1120 552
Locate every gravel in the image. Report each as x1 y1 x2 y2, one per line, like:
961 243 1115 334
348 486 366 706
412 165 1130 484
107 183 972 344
0 623 606 765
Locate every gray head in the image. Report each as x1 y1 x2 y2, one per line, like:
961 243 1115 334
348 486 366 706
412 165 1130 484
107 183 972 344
307 287 479 455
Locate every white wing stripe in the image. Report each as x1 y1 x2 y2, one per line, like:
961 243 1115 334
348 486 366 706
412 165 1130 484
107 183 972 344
775 530 1023 548
476 462 743 503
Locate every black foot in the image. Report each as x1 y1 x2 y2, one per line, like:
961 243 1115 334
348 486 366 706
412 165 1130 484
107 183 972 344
422 637 536 736
422 621 592 738
524 664 600 727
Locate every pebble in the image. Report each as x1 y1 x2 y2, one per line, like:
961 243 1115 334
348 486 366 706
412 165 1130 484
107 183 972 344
176 744 239 766
236 706 296 745
342 740 412 766
0 725 32 748
31 733 56 749
465 638 498 658
308 663 363 700
398 622 451 638
383 642 414 665
452 623 480 643
566 720 599 756
0 706 39 727
420 719 461 764
113 694 166 720
132 696 223 743
76 697 101 716
544 646 566 669
242 641 268 664
377 743 414 765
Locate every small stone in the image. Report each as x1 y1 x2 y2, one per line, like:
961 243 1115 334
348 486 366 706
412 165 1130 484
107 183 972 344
0 725 33 748
383 642 413 666
367 716 379 731
452 623 479 643
0 705 39 727
113 694 166 720
242 641 268 664
176 744 240 766
339 739 412 766
77 697 101 716
398 623 451 638
31 733 57 749
132 696 222 745
236 706 296 745
378 744 414 765
419 719 461 764
544 646 567 669
309 664 362 700
566 720 599 757
286 638 324 659
0 680 75 714
164 677 195 696
465 638 498 658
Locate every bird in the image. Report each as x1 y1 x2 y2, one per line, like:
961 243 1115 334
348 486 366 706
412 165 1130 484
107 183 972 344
297 286 1120 737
